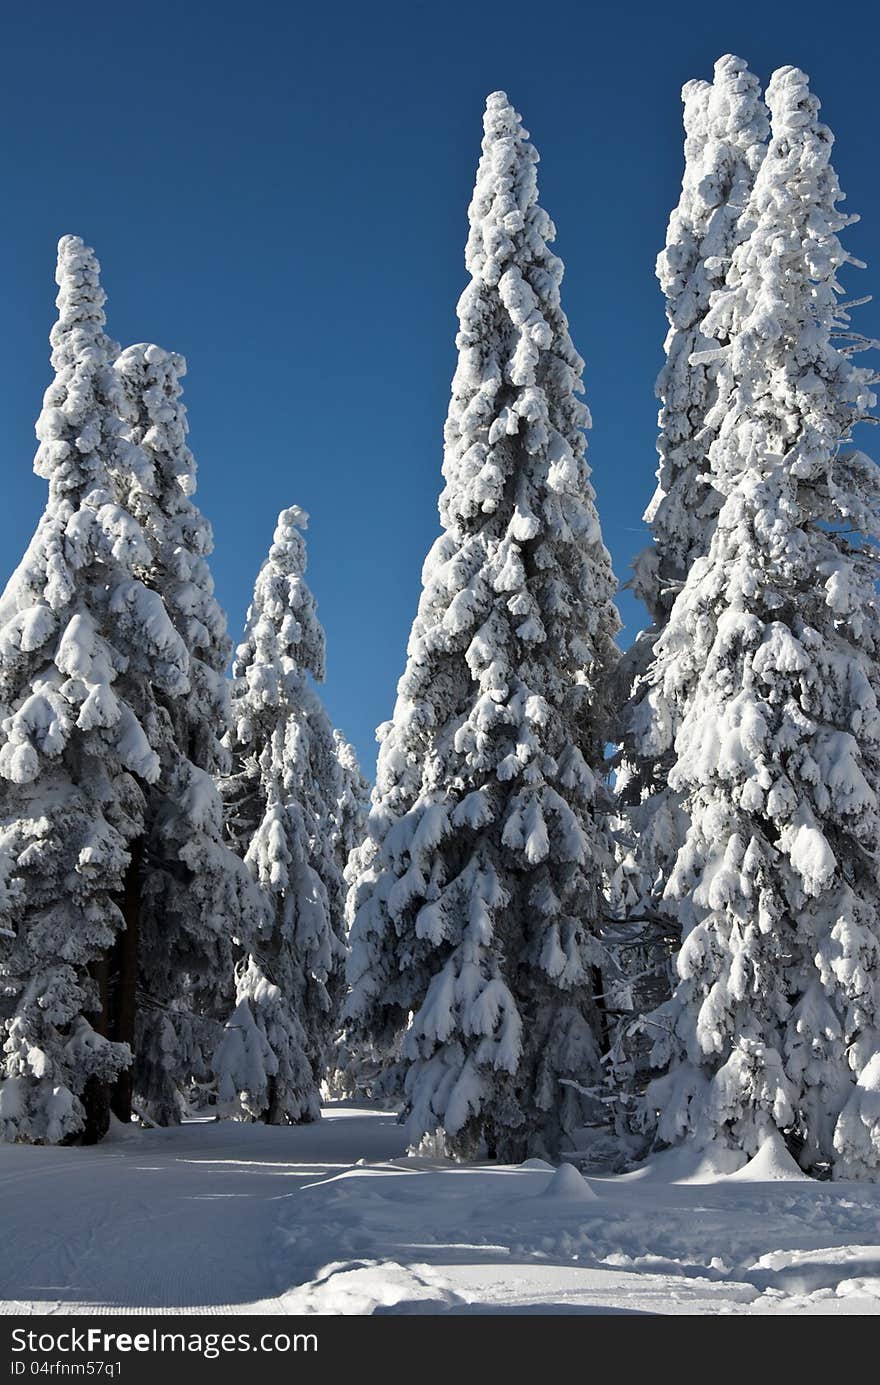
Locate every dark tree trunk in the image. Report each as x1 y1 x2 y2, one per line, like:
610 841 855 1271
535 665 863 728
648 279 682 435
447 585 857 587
89 953 110 1035
71 957 111 1146
591 964 610 1057
110 837 144 1124
264 1075 283 1125
79 1076 111 1145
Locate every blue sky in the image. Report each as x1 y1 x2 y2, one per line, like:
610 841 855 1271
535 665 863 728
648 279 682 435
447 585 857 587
1 0 878 778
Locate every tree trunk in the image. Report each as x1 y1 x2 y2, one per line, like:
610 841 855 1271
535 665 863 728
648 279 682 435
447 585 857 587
264 1075 283 1125
72 957 111 1146
79 1076 111 1145
591 964 611 1057
110 837 144 1124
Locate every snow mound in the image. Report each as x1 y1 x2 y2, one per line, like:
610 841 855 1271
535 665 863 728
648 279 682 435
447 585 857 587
724 1132 812 1183
747 1246 880 1296
104 1114 144 1144
837 1277 880 1301
520 1157 555 1171
538 1162 598 1202
282 1259 468 1315
620 1142 746 1184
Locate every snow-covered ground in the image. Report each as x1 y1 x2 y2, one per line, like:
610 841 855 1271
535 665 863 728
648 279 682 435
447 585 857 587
2 1104 879 1316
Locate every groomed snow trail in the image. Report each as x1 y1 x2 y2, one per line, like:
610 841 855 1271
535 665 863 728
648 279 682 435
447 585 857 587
2 1105 879 1315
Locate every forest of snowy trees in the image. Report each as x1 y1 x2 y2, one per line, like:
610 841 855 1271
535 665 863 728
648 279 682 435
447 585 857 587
2 55 879 1182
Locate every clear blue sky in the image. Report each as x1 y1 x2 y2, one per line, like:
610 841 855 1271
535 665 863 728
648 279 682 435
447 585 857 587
1 0 877 779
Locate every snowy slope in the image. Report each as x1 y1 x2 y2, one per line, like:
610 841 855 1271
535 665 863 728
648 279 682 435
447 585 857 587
1 1105 879 1316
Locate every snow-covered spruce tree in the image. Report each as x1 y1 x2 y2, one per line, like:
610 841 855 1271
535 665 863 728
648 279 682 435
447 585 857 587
212 957 313 1123
644 66 880 1177
0 237 189 1143
220 507 346 1123
323 730 373 1099
345 92 621 1160
617 56 769 912
112 344 264 1124
606 59 769 1098
331 730 370 891
639 57 768 627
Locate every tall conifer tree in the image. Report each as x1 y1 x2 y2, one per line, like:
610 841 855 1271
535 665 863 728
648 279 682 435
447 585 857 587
618 56 768 916
0 239 187 1142
219 508 347 1122
346 93 621 1159
113 344 263 1123
644 68 880 1177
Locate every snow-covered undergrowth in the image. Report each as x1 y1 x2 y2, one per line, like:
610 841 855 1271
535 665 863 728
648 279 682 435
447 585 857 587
1 1105 878 1316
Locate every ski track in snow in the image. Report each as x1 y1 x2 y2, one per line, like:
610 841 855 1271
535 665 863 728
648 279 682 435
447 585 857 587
1 1105 879 1316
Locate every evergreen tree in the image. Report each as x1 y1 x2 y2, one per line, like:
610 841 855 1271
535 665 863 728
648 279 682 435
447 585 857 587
605 60 769 1102
618 55 768 918
220 507 346 1123
345 92 621 1160
639 56 768 627
644 67 880 1177
213 959 313 1122
331 730 370 892
323 730 372 1099
0 238 187 1143
112 343 263 1124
